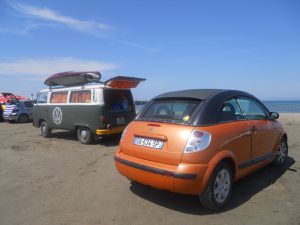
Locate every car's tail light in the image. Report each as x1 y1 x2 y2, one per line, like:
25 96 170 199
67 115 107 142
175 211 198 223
184 130 211 153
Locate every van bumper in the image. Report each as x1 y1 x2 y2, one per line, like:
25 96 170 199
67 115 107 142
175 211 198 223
114 152 210 195
96 126 126 136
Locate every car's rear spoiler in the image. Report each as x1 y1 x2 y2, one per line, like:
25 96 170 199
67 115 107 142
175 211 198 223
104 76 146 89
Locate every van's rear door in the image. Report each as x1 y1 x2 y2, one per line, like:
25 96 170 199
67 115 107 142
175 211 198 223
104 76 146 89
102 89 136 128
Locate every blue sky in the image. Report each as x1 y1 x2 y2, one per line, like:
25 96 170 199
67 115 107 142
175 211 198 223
0 0 299 100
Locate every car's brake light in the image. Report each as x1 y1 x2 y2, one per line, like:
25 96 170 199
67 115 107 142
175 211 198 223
184 130 211 153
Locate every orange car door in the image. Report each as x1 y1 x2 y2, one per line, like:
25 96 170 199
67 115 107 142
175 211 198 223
237 97 278 161
215 98 252 166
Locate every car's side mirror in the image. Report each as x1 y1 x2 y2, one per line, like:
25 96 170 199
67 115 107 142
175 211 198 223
269 112 279 120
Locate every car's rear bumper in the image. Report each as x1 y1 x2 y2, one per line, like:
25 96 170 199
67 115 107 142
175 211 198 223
114 151 210 195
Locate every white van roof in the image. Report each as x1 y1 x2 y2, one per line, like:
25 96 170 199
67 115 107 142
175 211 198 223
39 83 106 93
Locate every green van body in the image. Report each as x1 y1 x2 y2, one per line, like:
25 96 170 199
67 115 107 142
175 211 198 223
33 83 135 143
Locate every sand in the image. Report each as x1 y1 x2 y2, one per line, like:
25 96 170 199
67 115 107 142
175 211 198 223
0 113 299 225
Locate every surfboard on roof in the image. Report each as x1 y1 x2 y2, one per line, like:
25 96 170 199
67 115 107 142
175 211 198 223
44 71 101 87
44 71 146 89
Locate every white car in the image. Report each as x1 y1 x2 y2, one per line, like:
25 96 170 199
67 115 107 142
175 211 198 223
3 100 34 123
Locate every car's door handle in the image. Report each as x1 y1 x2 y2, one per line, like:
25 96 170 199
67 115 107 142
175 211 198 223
250 126 257 134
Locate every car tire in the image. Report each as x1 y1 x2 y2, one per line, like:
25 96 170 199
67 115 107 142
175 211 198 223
41 121 51 138
77 127 94 144
18 114 29 123
273 138 288 166
199 162 233 210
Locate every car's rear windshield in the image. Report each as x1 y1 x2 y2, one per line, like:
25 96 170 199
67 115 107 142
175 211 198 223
140 99 200 124
103 89 133 112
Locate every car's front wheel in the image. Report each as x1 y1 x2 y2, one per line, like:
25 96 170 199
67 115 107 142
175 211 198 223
273 138 288 166
77 127 94 144
199 162 233 210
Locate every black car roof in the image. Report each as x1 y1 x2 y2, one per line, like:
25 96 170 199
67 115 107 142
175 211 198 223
154 89 224 100
142 89 269 126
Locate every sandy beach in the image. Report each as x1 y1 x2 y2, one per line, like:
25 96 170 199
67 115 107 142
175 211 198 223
0 113 299 225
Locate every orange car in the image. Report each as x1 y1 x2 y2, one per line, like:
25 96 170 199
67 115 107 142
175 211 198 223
114 89 288 210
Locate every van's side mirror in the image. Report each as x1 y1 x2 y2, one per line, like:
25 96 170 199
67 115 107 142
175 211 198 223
269 112 279 120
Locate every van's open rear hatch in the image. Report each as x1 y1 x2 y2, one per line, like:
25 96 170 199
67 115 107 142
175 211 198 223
105 76 146 89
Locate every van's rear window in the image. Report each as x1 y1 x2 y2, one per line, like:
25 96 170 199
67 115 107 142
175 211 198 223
141 99 200 123
104 89 133 112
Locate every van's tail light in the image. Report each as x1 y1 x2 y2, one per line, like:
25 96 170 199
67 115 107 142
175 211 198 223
184 130 211 153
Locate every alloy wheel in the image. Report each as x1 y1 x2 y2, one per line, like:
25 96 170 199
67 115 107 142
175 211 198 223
214 169 231 204
277 141 287 164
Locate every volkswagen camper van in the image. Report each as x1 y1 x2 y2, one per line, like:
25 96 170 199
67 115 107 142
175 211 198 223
33 71 145 144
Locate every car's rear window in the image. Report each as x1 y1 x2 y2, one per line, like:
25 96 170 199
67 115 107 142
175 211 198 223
141 99 200 124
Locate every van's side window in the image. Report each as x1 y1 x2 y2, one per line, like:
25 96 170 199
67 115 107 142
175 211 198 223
70 90 91 103
50 92 68 103
37 93 48 104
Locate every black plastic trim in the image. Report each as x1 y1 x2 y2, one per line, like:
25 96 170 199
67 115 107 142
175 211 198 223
114 156 197 179
239 152 274 169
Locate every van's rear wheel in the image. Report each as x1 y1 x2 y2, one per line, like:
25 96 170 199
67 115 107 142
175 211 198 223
77 127 94 144
199 162 233 210
41 121 51 138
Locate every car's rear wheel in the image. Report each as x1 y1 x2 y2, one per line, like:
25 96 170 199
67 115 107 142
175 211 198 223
41 121 51 138
199 162 233 210
273 138 288 166
77 127 94 144
18 114 29 123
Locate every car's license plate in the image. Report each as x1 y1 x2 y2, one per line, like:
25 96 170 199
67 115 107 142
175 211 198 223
134 137 164 149
116 117 125 125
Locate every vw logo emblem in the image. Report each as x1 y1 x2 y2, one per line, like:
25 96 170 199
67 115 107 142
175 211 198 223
52 107 63 125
